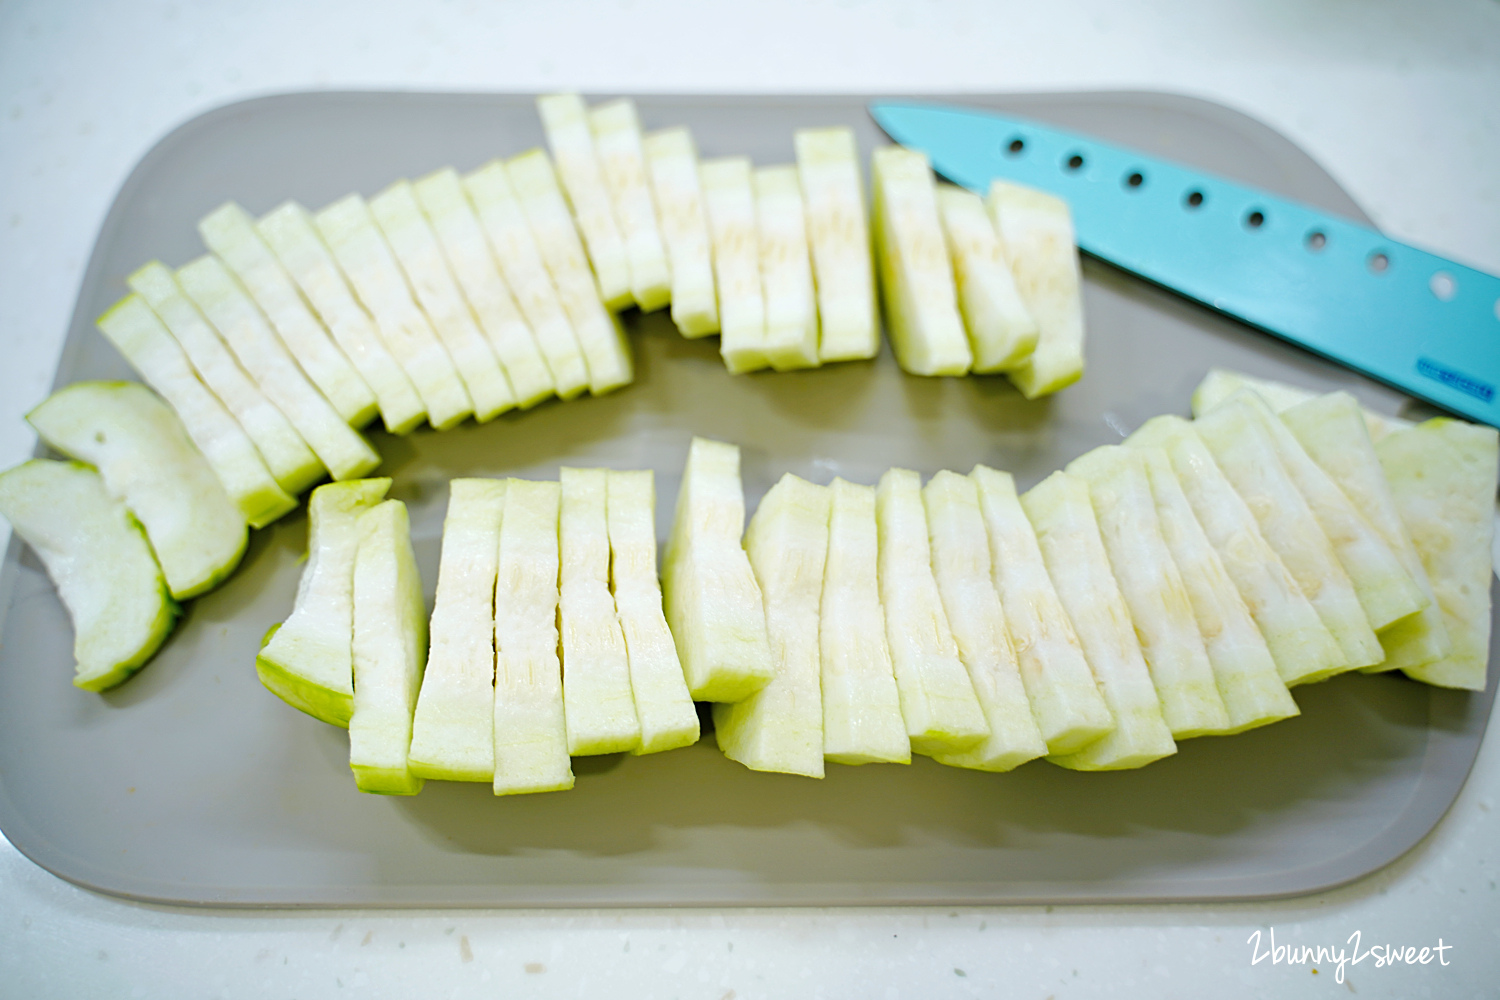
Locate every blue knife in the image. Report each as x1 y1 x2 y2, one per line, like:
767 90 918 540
869 101 1500 427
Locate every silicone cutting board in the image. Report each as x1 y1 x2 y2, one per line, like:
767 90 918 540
0 91 1492 907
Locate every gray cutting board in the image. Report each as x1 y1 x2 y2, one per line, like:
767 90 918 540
0 91 1492 907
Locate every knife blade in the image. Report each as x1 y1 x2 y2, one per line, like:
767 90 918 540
869 100 1500 427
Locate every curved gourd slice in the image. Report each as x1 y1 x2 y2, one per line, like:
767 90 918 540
409 479 504 781
875 468 989 754
127 262 322 496
923 470 1047 770
985 181 1085 398
1068 446 1231 739
936 185 1038 373
1191 368 1411 443
412 168 555 410
1022 472 1176 771
370 180 516 421
256 201 427 435
559 467 641 755
714 474 830 778
537 93 632 310
1127 415 1345 686
871 146 970 376
28 381 246 601
700 157 768 373
970 464 1112 755
644 127 719 337
795 127 878 362
753 165 820 371
1136 447 1300 733
0 459 178 691
257 478 390 727
819 478 910 765
199 202 378 427
96 296 295 528
1378 419 1499 691
349 499 427 795
605 470 699 755
589 99 672 312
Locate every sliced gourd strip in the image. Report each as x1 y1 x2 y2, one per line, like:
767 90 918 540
644 126 719 337
28 381 246 601
986 180 1085 398
493 479 575 795
795 126 878 363
1068 445 1231 738
412 168 556 410
605 469 699 755
199 202 378 427
1191 367 1411 443
970 464 1112 755
0 459 178 691
128 261 322 496
256 201 427 436
754 165 821 371
589 99 672 312
701 157 769 374
257 478 390 728
714 474 830 778
409 479 505 781
871 146 971 376
922 470 1047 770
314 194 474 431
819 477 911 765
1126 415 1345 686
661 436 774 702
1021 471 1176 771
936 185 1038 373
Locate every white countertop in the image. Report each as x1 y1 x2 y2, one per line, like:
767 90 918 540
2 2 1498 996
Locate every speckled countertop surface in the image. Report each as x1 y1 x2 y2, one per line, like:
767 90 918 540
2 3 1498 997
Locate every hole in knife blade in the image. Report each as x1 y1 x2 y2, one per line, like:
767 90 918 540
1430 271 1457 301
1368 252 1390 274
1125 171 1145 189
1006 137 1025 155
1185 190 1204 208
1245 210 1266 229
1306 231 1327 251
1065 153 1085 170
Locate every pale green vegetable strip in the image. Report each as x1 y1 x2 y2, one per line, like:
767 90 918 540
1136 448 1299 732
537 93 632 310
1191 368 1411 443
463 161 590 399
875 468 989 754
493 479 574 796
701 157 768 373
1068 446 1231 738
128 261 322 496
1200 389 1425 634
936 185 1038 373
1378 419 1498 691
256 202 427 436
643 127 719 337
314 194 474 430
819 478 910 765
29 381 246 601
589 98 672 312
795 127 878 363
409 479 504 782
96 296 295 528
970 464 1112 755
923 470 1047 770
1022 472 1176 770
349 499 426 796
871 146 971 376
559 467 641 755
1281 391 1449 671
370 180 516 422
986 180 1084 398
754 165 821 371
506 149 634 395
605 470 699 755
1194 395 1382 670
257 478 390 728
661 437 773 702
199 202 378 427
714 474 830 778
177 255 381 482
1126 415 1345 686
412 168 555 409
0 459 178 692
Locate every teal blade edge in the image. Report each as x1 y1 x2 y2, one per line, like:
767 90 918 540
870 100 1500 427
